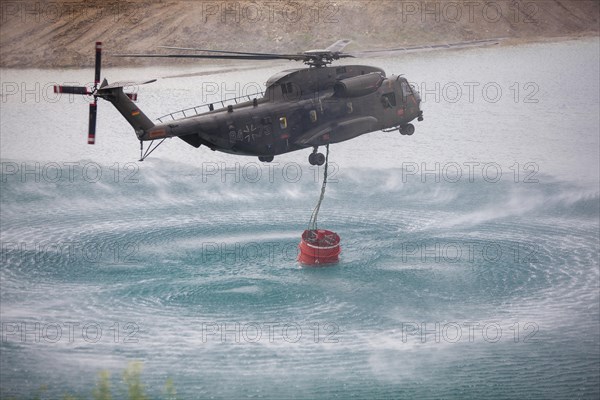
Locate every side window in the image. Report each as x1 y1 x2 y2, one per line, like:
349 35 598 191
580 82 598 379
381 92 396 108
279 117 287 129
281 82 294 94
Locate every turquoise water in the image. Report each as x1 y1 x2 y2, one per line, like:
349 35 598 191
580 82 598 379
1 38 599 398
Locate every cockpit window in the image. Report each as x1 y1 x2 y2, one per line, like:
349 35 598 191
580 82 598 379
381 92 396 108
401 81 411 101
400 81 406 92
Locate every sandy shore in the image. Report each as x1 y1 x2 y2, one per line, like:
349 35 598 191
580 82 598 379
1 0 598 69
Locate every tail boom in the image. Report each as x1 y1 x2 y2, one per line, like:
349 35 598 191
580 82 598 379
96 83 154 139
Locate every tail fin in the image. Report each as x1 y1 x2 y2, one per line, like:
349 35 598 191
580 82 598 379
96 79 156 139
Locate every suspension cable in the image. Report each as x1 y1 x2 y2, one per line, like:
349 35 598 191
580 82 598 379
307 144 330 231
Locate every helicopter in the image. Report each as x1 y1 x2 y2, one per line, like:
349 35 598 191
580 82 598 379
54 39 499 165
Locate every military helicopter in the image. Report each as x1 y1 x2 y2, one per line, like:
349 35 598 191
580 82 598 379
54 39 498 165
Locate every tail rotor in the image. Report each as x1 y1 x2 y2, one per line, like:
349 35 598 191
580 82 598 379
54 41 103 145
55 41 156 147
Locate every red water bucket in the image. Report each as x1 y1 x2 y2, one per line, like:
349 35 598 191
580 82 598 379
298 229 341 265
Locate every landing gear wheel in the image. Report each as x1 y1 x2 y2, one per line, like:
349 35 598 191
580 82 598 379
314 152 325 166
400 123 415 136
258 155 274 162
308 152 325 166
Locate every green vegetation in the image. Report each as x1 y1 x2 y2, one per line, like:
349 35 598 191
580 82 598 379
92 370 111 400
6 362 176 400
122 362 148 400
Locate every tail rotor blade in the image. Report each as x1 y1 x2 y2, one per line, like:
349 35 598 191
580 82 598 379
88 101 97 145
54 85 89 95
94 42 102 87
89 42 102 144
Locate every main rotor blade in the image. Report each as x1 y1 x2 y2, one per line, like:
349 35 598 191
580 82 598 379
158 46 285 57
158 46 354 63
113 53 309 61
325 39 352 53
350 38 502 57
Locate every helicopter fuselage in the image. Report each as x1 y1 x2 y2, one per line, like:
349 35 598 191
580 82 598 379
141 64 422 161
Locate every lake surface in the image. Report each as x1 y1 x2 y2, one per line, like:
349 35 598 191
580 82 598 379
1 38 599 399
